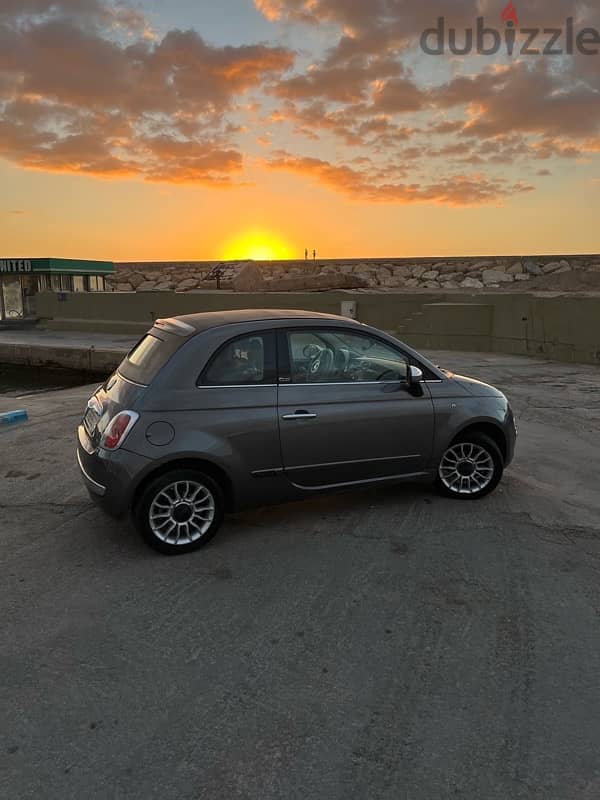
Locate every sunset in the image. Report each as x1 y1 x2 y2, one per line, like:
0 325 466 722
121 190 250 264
221 228 293 260
1 0 599 260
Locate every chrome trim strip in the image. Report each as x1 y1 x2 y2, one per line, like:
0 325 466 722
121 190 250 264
278 380 408 387
198 384 278 389
116 371 147 388
77 449 106 496
286 453 420 471
251 467 284 477
290 470 430 492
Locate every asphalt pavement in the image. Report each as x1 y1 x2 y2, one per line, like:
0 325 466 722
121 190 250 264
1 351 600 800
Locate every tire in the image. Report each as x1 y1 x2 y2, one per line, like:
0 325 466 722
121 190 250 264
135 469 224 555
436 432 504 500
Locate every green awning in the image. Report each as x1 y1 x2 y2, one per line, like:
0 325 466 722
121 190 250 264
0 258 114 275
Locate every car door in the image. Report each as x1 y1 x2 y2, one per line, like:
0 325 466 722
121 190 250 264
277 327 435 489
194 329 281 480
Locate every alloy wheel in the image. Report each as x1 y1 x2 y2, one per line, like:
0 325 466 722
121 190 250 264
149 480 216 545
438 442 495 496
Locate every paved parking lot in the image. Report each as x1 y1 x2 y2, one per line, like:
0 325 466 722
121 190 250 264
2 351 600 799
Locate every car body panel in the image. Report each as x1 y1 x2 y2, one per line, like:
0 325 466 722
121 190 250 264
278 381 434 487
447 373 506 398
77 424 152 516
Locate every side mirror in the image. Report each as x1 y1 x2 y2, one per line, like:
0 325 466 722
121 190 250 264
408 365 424 385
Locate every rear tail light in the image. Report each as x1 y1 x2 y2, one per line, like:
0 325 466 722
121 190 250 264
100 411 139 450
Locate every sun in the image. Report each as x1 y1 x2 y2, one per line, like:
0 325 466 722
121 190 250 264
221 230 293 261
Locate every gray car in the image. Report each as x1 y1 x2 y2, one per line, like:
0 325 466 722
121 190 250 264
77 309 517 554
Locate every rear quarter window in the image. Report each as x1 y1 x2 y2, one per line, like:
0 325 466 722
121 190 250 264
119 333 183 385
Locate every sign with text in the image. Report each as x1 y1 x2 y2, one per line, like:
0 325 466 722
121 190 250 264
0 259 32 274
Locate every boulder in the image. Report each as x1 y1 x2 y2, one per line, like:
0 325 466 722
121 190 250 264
542 261 563 274
461 277 484 289
405 278 420 287
115 282 133 292
439 272 463 282
554 265 572 274
421 270 440 280
391 266 412 278
136 281 157 291
379 275 407 288
326 274 369 290
443 281 460 289
422 280 440 289
176 278 199 291
232 262 265 292
128 272 146 289
438 263 465 275
507 262 523 275
514 273 530 281
559 259 570 270
412 266 427 279
482 269 514 285
525 260 543 275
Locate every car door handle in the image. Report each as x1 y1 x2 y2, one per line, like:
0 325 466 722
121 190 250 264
281 411 317 420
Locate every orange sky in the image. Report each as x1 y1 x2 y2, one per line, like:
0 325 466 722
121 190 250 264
1 1 599 261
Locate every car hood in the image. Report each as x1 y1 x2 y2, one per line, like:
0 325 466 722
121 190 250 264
448 373 506 398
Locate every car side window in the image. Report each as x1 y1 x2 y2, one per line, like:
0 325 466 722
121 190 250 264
201 332 276 386
287 329 409 384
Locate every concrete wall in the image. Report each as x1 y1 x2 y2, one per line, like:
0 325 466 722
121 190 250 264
35 289 600 365
0 339 124 372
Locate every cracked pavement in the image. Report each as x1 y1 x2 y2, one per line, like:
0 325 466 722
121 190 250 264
1 351 600 799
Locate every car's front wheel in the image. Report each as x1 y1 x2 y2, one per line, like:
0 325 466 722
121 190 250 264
436 432 503 499
135 469 224 554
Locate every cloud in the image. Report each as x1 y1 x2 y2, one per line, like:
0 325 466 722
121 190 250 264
255 0 597 44
433 63 600 140
0 1 294 183
266 152 534 206
0 0 147 32
1 0 597 204
269 100 415 147
270 55 402 103
371 77 426 113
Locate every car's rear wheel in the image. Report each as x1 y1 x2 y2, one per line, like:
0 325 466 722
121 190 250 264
135 469 224 554
436 432 503 499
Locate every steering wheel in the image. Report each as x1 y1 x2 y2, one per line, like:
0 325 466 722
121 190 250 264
309 347 334 380
303 343 322 360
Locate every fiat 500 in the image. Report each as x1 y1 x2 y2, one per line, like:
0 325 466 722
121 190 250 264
77 309 516 554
